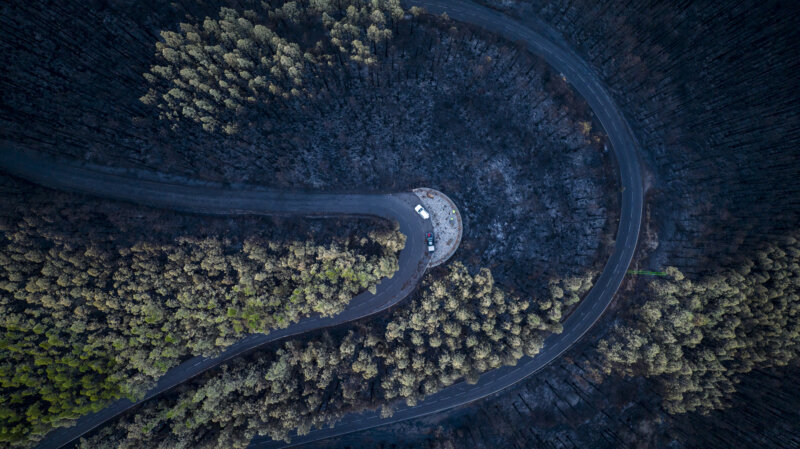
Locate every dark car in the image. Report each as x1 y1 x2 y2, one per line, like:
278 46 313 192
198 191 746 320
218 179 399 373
426 232 435 252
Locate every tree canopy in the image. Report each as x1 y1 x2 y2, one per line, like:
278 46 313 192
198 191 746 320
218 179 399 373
0 181 403 446
599 234 800 414
78 262 593 447
141 0 403 133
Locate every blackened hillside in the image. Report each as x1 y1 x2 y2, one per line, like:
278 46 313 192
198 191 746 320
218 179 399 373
312 0 800 447
504 0 800 273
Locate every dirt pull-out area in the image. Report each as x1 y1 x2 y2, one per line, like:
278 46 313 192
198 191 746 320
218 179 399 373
414 188 462 267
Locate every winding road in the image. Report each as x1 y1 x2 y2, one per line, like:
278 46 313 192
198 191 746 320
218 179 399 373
0 148 433 449
2 0 643 447
249 0 644 446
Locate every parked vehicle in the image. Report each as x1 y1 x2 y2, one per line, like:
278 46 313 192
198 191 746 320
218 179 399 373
426 232 435 252
414 204 430 219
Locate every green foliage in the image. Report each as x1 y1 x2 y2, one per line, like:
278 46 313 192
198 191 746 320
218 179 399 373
78 262 585 447
379 263 566 406
0 190 404 446
141 0 403 133
598 236 800 414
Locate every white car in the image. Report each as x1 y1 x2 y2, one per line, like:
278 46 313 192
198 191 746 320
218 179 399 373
414 204 430 219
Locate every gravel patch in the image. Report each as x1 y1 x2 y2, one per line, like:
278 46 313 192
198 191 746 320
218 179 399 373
413 188 462 267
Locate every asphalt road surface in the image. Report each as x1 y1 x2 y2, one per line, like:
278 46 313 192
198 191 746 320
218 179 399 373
0 148 432 449
3 0 643 446
248 0 644 447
